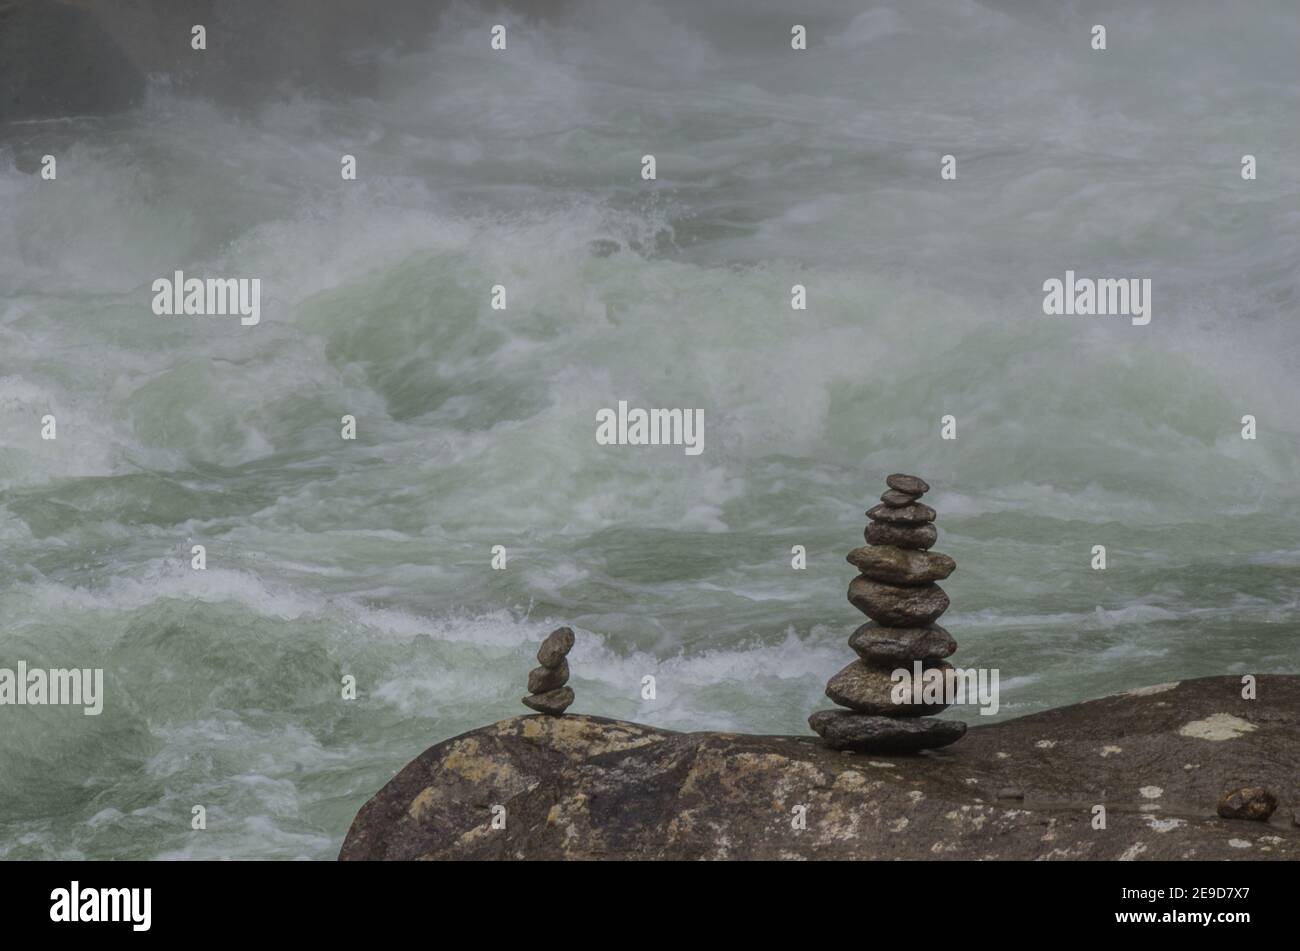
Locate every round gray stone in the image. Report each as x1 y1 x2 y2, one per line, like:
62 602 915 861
865 521 938 550
846 544 955 585
825 659 953 716
537 627 575 669
522 686 574 716
886 473 930 496
848 576 949 626
880 488 919 507
527 659 569 694
866 502 936 525
849 622 957 664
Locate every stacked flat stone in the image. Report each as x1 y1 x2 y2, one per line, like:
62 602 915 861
523 626 575 715
808 473 968 753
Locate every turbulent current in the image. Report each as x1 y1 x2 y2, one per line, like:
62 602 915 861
1 0 1298 858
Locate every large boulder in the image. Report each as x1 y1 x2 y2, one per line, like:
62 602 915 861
0 0 144 123
340 675 1300 860
5 0 574 121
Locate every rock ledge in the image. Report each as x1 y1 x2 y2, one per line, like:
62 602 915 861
340 675 1299 860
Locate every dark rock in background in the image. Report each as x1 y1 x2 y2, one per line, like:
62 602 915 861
4 0 573 123
0 0 144 123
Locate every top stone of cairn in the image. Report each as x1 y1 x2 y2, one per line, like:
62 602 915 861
886 473 929 498
537 626 576 669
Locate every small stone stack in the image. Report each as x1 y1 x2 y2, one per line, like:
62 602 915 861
523 626 575 715
809 473 968 753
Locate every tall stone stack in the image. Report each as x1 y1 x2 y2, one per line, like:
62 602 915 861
523 626 575 715
808 473 967 753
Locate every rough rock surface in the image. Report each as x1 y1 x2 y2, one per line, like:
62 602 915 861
848 576 949 626
849 622 956 663
340 675 1300 860
847 545 955 584
864 522 937 550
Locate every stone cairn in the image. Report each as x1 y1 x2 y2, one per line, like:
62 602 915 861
523 626 575 715
808 473 968 753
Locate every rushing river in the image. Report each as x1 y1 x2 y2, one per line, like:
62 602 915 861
1 0 1297 858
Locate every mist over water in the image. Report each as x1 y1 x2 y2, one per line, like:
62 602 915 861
1 0 1298 859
